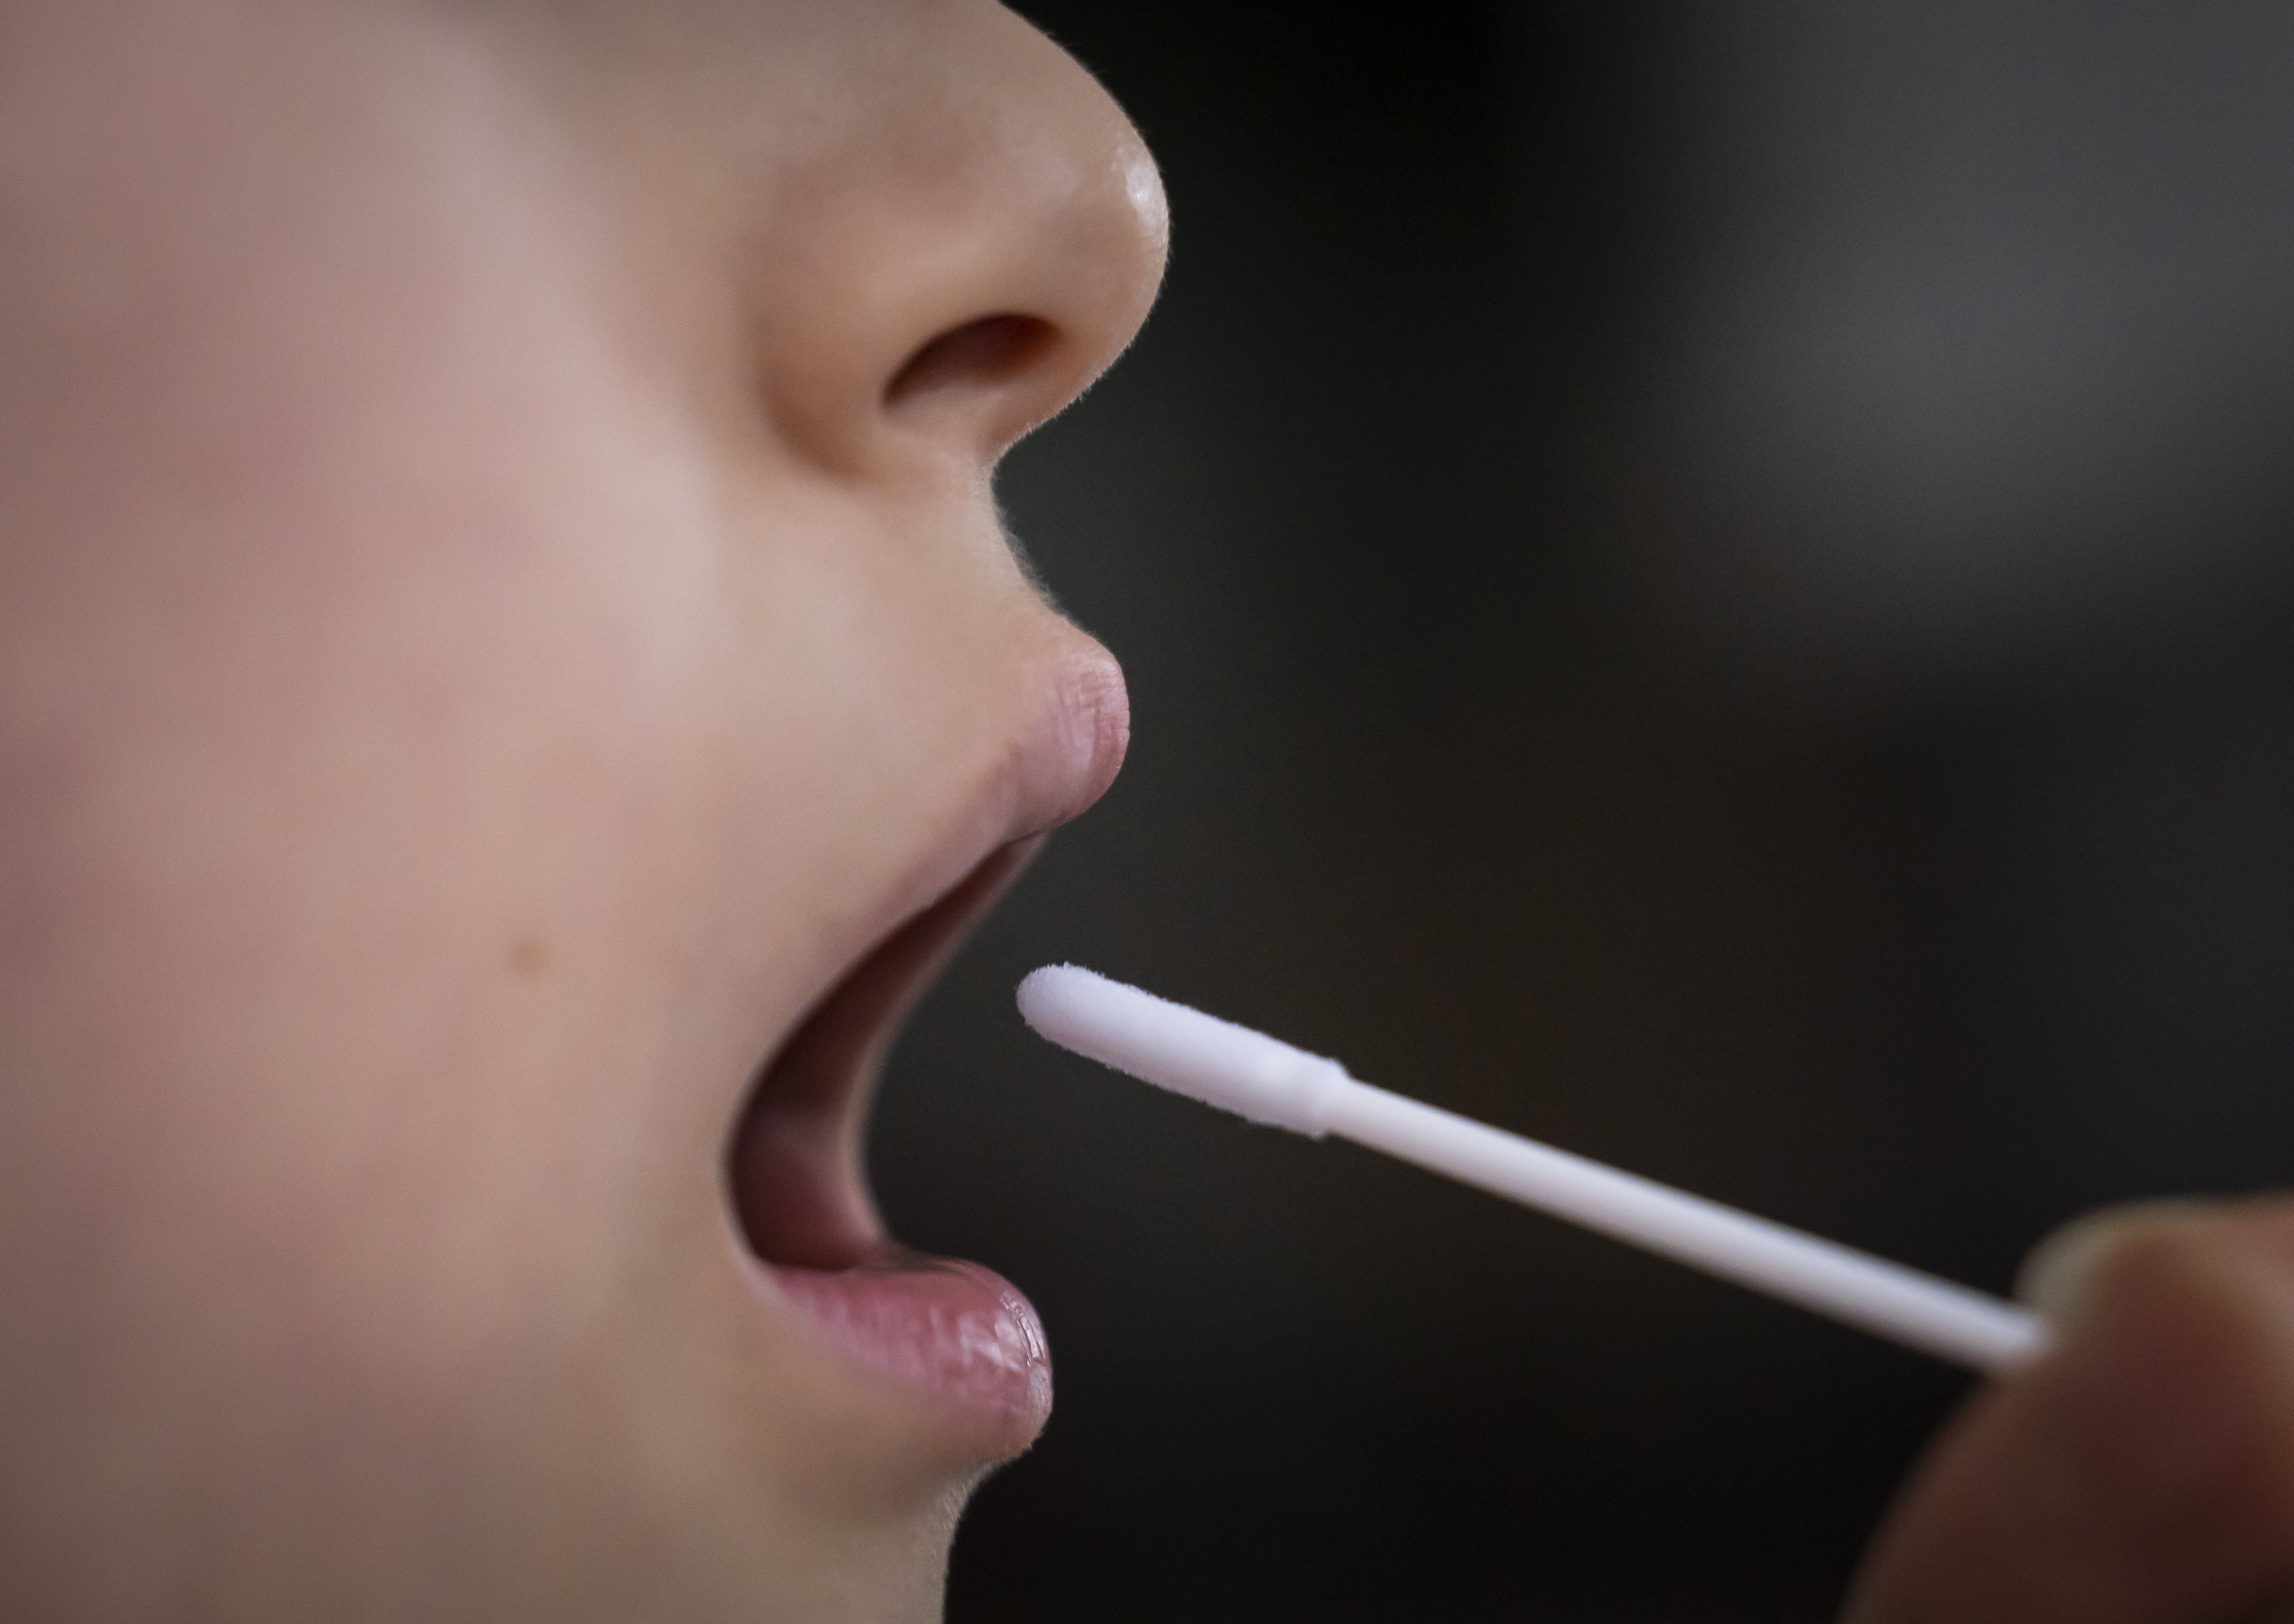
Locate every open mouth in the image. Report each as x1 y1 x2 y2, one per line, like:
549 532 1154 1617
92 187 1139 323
724 837 1053 1431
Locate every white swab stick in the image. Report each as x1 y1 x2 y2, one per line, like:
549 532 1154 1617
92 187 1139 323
1018 963 2049 1374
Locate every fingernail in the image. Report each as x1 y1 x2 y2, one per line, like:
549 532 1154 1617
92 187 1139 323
2015 1201 2201 1323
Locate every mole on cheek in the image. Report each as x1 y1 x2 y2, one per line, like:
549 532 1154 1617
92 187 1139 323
509 936 550 976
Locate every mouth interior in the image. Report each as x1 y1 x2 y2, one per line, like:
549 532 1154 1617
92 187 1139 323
725 842 1037 1275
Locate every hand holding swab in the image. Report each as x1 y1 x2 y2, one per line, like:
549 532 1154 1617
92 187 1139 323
1018 963 2049 1374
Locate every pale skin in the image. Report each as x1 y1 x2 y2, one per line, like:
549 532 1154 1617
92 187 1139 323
1 2 1156 1618
0 2 2288 1620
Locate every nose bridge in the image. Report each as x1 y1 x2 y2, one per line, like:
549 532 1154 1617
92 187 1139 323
755 3 1168 476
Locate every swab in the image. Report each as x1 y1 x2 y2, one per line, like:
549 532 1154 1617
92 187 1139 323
1018 963 2047 1373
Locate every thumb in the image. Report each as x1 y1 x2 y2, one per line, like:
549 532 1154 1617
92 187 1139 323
1842 1201 2294 1624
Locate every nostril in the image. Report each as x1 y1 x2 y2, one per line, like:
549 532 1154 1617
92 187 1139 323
883 313 1059 410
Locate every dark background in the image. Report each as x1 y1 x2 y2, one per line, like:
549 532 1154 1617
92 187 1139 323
872 6 2294 1618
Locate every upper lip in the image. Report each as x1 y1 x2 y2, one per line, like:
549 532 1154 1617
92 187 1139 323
724 646 1128 1275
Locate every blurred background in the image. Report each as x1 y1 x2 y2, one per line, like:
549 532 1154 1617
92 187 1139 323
872 4 2294 1618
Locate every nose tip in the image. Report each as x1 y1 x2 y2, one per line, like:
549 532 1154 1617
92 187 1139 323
758 7 1168 475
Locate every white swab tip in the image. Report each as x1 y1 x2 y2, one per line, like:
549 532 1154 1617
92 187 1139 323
1014 962 1082 1032
1017 964 1348 1136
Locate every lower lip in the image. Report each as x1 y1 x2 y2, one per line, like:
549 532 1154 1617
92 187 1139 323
768 1255 1053 1428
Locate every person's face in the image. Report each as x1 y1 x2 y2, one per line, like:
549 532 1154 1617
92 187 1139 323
0 2 1164 1617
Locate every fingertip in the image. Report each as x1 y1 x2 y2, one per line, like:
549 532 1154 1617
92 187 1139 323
1850 1207 2294 1622
2015 1200 2210 1324
2012 1220 2294 1606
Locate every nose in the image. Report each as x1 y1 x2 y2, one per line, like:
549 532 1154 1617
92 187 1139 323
753 4 1168 478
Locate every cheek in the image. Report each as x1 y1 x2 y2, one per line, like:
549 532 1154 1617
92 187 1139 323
0 137 767 1406
0 404 849 1610
3 479 703 1270
0 11 1025 1608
